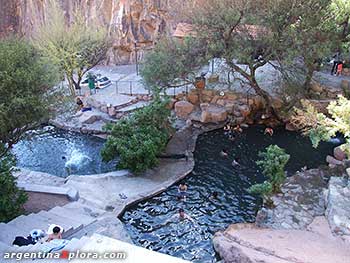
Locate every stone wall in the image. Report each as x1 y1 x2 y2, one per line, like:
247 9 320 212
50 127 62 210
0 0 187 64
171 88 282 127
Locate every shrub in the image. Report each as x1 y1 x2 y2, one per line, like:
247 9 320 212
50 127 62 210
0 147 27 222
101 100 172 173
249 145 290 206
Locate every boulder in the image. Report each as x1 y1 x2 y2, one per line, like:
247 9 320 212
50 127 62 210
187 92 199 105
174 101 195 119
310 81 324 93
341 80 349 91
167 98 177 110
108 107 116 117
334 146 347 161
211 95 220 104
325 177 350 236
200 104 227 123
285 122 297 131
226 93 238 101
237 104 251 117
326 155 343 167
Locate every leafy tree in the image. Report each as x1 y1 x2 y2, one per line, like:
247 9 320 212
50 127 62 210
0 148 27 222
292 95 350 151
101 100 172 173
280 0 335 94
33 0 111 95
331 0 350 51
186 0 309 118
249 145 290 206
0 37 57 222
141 37 206 95
0 37 58 157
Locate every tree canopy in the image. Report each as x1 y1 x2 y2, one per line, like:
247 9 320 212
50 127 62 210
0 37 58 222
0 37 58 157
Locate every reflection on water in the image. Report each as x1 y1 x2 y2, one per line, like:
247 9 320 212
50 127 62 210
122 126 340 262
12 126 117 177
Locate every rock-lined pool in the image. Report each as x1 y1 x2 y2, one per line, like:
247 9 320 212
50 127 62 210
12 126 117 177
121 126 341 262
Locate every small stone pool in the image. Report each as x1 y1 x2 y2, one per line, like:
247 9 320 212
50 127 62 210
12 126 117 177
121 126 341 262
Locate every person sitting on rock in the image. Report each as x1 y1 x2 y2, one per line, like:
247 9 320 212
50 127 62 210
46 225 62 242
264 127 274 136
178 183 188 201
223 124 231 131
220 149 229 157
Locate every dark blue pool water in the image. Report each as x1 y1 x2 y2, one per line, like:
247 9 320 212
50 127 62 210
121 126 341 262
12 126 117 177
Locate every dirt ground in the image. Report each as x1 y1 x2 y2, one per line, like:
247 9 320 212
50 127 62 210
23 192 70 214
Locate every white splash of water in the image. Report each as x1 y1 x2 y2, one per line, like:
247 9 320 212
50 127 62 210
64 148 92 173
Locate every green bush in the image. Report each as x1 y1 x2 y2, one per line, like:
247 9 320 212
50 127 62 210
249 145 290 206
101 100 172 173
0 146 27 222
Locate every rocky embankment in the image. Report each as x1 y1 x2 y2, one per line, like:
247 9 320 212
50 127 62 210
213 146 350 263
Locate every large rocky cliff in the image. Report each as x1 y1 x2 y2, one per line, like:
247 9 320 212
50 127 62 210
0 0 186 64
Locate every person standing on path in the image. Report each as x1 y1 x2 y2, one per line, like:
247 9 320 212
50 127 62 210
331 52 341 75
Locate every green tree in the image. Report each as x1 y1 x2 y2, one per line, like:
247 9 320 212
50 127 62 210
101 100 172 173
280 0 335 94
0 37 57 222
141 37 206 95
292 95 350 152
0 37 58 157
331 0 350 51
0 148 27 222
249 145 290 206
33 0 111 95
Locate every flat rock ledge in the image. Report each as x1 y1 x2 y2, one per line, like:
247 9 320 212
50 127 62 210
213 219 350 263
214 167 350 263
256 169 328 230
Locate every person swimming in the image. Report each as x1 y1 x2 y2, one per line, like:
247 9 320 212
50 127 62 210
209 191 219 200
233 125 243 133
178 183 188 201
264 127 274 136
220 149 229 157
232 158 240 167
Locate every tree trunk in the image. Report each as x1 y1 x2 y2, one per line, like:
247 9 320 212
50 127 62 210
303 64 315 96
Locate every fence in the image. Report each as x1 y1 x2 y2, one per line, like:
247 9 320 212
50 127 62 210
115 80 194 97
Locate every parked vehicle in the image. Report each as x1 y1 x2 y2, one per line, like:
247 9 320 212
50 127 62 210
96 77 112 89
79 75 111 89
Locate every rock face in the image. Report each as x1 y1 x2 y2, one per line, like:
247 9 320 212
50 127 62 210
256 169 328 230
325 177 350 236
0 0 185 64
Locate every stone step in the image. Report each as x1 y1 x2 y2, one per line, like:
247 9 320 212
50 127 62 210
63 236 91 252
0 222 30 245
7 213 74 240
116 101 150 113
37 211 83 238
63 202 106 218
48 206 96 227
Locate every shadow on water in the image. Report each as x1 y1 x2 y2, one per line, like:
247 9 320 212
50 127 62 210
12 126 117 177
121 126 342 262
